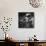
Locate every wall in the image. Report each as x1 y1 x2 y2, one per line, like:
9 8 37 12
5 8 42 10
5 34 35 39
0 0 46 40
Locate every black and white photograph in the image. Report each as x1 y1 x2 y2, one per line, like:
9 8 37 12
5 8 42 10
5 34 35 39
18 12 34 28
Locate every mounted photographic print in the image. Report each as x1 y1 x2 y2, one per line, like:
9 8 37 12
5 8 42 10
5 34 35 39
18 12 34 28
